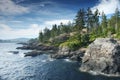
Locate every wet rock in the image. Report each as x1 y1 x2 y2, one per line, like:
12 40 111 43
8 51 19 54
80 38 120 75
24 50 56 57
51 46 85 61
16 43 58 51
24 51 43 57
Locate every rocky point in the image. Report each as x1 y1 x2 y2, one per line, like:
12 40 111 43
80 38 120 75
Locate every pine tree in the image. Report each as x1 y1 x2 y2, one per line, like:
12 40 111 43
51 24 58 37
114 8 120 34
93 9 100 35
43 27 51 41
86 7 93 33
39 31 43 42
101 12 107 37
75 8 85 32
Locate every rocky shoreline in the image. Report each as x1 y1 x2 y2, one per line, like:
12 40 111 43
16 42 58 57
17 42 85 61
17 38 120 76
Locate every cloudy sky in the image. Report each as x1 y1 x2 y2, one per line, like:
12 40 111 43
0 0 120 39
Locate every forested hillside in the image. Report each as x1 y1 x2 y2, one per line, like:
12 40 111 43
38 8 120 50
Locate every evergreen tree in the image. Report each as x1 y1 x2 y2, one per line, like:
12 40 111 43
114 8 120 33
51 24 58 37
101 12 107 37
39 31 43 42
75 8 85 31
93 9 100 35
43 27 51 41
86 7 93 33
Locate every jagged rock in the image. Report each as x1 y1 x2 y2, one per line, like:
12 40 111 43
51 46 85 61
16 43 57 51
24 50 56 57
24 51 43 57
80 38 120 75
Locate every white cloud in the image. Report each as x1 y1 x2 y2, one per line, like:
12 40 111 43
0 24 12 31
0 24 41 39
0 19 73 39
0 0 29 15
91 0 120 15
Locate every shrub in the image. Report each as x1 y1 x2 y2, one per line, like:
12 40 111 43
60 39 81 51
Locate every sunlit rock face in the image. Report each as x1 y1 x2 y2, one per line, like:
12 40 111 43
80 38 120 75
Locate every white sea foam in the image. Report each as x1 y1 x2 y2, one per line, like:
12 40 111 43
80 69 120 77
64 59 72 62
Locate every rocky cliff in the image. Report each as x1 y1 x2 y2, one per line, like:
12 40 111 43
80 38 120 75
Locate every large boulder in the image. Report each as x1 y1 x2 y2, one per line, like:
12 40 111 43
80 38 120 75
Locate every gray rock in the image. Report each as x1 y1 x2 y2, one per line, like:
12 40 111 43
8 51 19 54
51 46 85 61
24 51 43 57
24 50 56 57
80 38 120 75
17 43 57 51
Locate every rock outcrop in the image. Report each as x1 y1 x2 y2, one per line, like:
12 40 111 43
17 43 57 51
51 46 85 61
80 38 120 75
24 51 43 57
24 50 56 57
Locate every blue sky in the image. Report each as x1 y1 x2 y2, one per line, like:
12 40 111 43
0 0 120 39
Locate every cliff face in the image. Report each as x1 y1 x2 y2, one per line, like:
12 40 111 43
80 38 120 75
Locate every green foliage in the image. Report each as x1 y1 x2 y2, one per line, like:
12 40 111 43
39 32 43 42
81 34 90 45
60 39 81 51
60 34 81 50
38 7 120 50
90 34 96 41
60 34 90 51
75 9 85 31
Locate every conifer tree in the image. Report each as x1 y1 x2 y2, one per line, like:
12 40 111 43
101 12 107 37
39 31 43 42
75 8 85 31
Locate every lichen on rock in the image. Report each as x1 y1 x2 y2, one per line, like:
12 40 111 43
80 38 120 75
